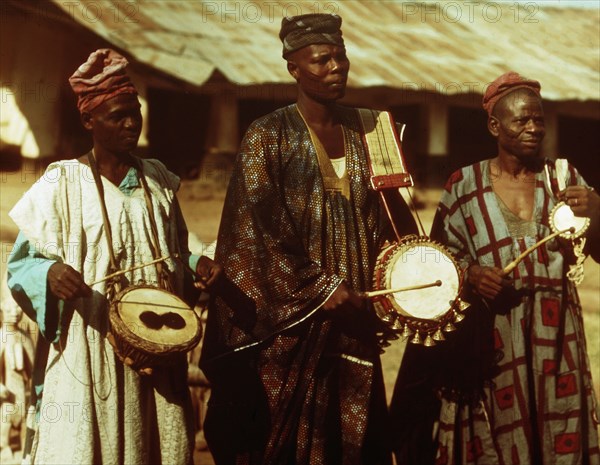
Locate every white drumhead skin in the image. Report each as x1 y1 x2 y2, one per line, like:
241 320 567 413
552 203 589 238
387 244 459 319
118 287 198 345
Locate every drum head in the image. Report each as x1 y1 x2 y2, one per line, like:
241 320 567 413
385 243 459 320
117 287 199 347
550 202 590 239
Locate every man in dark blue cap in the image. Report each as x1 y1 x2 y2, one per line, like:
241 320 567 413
200 12 416 465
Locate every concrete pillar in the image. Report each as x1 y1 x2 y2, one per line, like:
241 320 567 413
426 99 449 156
128 70 149 148
208 91 238 154
424 99 449 186
1 14 66 158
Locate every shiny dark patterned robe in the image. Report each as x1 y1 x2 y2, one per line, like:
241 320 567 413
201 104 412 465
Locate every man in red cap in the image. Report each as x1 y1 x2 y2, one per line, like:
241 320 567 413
7 48 222 464
391 71 600 464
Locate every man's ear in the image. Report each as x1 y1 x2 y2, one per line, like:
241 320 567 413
488 116 500 137
287 60 299 80
81 111 93 131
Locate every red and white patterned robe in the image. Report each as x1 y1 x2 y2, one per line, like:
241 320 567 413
430 158 599 465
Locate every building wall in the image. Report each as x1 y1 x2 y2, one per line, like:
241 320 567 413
0 9 67 158
1 8 598 190
0 5 151 164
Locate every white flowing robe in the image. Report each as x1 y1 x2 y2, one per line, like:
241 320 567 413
8 158 194 465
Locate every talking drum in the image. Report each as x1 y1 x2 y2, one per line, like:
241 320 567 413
108 285 202 374
549 201 590 285
371 236 469 346
550 201 590 239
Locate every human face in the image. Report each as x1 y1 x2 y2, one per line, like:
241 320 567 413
287 44 350 102
83 93 142 155
490 91 545 159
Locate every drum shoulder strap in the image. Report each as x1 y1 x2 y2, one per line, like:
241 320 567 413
135 159 174 292
356 108 420 240
87 153 173 292
87 151 119 272
356 108 413 191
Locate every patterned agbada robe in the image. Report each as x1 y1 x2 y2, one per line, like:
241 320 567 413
429 158 599 465
200 104 406 465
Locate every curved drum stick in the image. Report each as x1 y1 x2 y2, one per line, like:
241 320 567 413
361 280 442 298
89 255 172 286
502 227 575 276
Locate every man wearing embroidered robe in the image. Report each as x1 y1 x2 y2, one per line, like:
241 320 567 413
391 71 600 465
6 49 222 465
200 13 415 465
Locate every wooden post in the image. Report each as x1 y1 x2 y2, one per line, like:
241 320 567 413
425 99 449 185
427 99 449 157
129 70 149 148
209 90 239 154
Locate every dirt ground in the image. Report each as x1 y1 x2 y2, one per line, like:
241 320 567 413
1 162 598 465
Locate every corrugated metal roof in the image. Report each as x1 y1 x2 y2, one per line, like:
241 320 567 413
51 0 600 100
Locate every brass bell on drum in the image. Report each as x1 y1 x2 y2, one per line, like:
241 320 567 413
401 324 413 338
453 310 465 323
433 328 445 341
444 321 457 332
458 299 470 311
410 332 422 345
391 317 403 331
423 334 436 347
